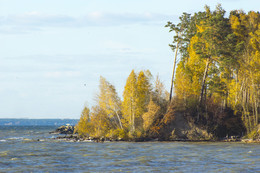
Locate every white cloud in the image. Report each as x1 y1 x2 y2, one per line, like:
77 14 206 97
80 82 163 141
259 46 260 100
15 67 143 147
0 51 172 118
0 11 178 34
88 12 103 20
102 40 138 54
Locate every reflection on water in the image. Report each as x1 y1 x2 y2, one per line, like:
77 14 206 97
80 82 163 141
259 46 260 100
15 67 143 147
0 126 259 172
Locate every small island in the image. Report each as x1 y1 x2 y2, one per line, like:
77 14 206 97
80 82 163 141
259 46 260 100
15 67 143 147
58 5 259 143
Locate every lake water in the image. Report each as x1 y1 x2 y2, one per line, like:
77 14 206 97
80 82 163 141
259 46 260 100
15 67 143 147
0 126 259 172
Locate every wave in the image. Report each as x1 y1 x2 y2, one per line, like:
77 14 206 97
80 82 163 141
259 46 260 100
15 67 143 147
7 137 25 140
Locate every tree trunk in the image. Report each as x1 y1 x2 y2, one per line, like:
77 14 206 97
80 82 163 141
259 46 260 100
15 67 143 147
256 84 259 125
115 111 123 129
235 71 238 105
252 78 259 126
132 112 135 132
169 41 179 102
130 100 133 132
199 58 211 105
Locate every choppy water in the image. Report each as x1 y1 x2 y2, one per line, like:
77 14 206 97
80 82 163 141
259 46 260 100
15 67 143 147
0 126 259 172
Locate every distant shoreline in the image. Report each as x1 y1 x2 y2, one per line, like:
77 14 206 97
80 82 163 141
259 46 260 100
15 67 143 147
0 119 79 126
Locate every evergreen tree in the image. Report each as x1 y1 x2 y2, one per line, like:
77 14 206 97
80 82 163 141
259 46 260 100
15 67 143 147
169 4 259 134
193 5 233 105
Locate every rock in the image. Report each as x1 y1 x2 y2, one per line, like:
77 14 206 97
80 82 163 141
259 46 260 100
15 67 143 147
51 124 75 134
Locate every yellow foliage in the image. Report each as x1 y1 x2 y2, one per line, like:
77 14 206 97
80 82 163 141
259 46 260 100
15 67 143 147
142 99 160 131
74 107 92 137
122 70 138 132
174 35 206 101
230 14 245 39
122 70 152 134
136 70 151 118
174 62 192 100
98 76 123 129
90 106 111 138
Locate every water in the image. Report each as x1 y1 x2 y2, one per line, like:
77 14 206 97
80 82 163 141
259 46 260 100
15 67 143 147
0 126 259 172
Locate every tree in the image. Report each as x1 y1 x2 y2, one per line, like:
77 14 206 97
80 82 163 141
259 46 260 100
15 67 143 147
122 70 153 136
90 105 111 138
136 70 151 118
74 106 92 137
228 10 260 132
122 70 138 133
194 5 233 105
166 13 193 102
98 76 123 129
153 75 169 104
169 5 259 135
142 99 160 131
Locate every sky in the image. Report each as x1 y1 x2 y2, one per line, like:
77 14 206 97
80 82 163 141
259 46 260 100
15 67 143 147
0 0 259 119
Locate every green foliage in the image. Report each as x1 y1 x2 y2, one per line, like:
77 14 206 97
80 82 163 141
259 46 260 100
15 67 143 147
169 4 259 135
75 5 259 140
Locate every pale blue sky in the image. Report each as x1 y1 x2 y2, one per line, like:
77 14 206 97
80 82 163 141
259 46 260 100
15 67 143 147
0 0 259 119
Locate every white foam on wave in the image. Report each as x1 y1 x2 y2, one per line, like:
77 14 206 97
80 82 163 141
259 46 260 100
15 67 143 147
10 158 18 161
7 137 24 140
0 139 7 142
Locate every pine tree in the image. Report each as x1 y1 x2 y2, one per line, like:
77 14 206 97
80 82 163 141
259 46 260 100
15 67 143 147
194 5 233 105
169 5 259 135
165 12 195 101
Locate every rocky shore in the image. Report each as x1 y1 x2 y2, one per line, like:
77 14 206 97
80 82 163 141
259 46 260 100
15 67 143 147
50 124 260 143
